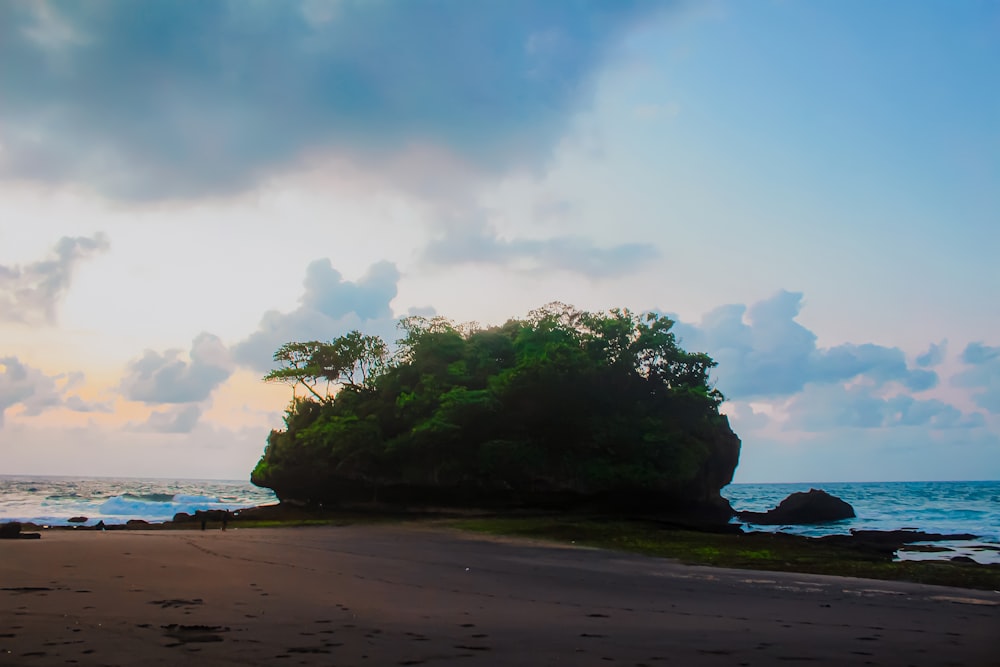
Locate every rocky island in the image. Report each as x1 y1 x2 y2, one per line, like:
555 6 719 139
250 303 741 524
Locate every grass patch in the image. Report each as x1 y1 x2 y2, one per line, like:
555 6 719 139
447 516 1000 591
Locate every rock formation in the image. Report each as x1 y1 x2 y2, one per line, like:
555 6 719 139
738 489 855 525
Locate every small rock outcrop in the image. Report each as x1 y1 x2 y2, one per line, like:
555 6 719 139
1 521 23 539
0 521 41 539
67 516 89 523
738 489 855 525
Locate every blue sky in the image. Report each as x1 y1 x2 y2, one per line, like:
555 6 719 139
0 0 997 482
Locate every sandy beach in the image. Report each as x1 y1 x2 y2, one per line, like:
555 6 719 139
2 525 998 666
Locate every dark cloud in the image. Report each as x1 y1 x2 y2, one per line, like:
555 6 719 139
0 356 109 425
0 234 109 325
139 405 203 434
0 1 668 200
233 259 410 372
953 342 1000 413
671 290 938 400
916 339 948 368
120 333 233 404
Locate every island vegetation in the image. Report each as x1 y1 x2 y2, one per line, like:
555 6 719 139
251 303 741 521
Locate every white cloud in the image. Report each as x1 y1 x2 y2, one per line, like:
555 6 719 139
0 356 109 426
953 342 1000 413
0 233 109 325
120 333 233 404
233 259 411 372
916 339 948 368
782 383 984 432
671 290 938 400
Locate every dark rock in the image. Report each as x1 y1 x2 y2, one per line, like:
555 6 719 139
172 512 193 523
126 519 150 529
0 523 40 540
951 556 976 563
814 529 981 558
847 529 977 543
0 522 22 539
738 489 855 525
67 516 88 523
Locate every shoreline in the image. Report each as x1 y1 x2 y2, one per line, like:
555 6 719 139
5 505 1000 591
2 525 998 666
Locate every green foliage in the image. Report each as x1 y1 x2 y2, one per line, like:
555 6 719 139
251 304 738 510
263 331 388 401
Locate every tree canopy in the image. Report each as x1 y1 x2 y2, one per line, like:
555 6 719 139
251 303 740 515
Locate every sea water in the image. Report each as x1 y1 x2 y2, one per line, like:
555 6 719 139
0 475 277 527
2 476 997 563
724 480 1000 564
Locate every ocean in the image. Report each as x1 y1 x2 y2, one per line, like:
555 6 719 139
0 476 277 527
1 476 998 563
724 480 1000 564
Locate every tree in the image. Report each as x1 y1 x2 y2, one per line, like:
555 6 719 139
263 331 389 402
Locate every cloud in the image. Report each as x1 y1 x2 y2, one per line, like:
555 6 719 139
0 1 669 200
120 333 233 404
0 357 109 426
423 219 658 278
138 405 203 434
671 290 938 400
0 233 109 325
233 259 409 372
916 339 948 367
953 342 1000 413
730 420 1000 484
783 383 984 432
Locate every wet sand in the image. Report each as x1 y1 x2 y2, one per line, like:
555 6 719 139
2 524 998 666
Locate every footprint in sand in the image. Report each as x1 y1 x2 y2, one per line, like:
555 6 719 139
149 598 204 609
161 624 228 647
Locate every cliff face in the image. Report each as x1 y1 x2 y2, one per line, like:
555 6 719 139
252 412 741 521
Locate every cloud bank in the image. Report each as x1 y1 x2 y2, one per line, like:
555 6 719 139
671 290 937 401
0 0 667 200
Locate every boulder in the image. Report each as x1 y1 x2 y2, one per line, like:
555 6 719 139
738 489 855 525
125 519 151 529
0 521 22 539
0 522 40 540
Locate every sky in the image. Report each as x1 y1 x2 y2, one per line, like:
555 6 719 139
1 0 998 483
